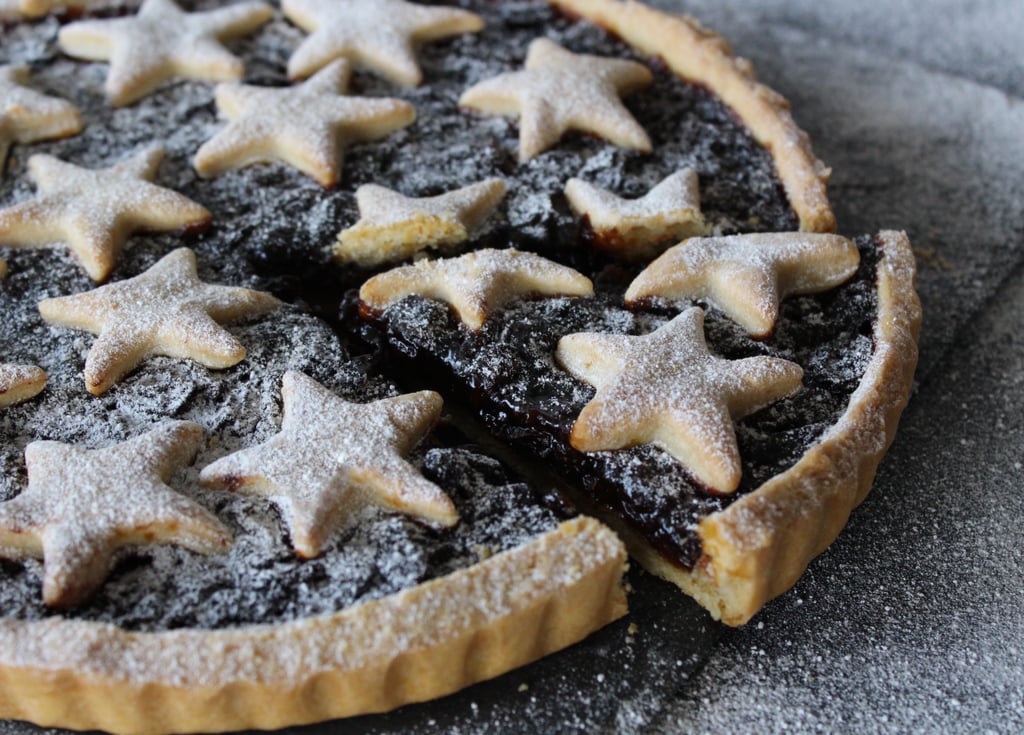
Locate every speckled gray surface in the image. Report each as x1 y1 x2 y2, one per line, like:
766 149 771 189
2 0 1023 734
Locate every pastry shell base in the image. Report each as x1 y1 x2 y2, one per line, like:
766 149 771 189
0 517 627 735
578 231 920 625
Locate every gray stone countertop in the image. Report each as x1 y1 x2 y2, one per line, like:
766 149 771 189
651 1 1024 732
2 1 1022 734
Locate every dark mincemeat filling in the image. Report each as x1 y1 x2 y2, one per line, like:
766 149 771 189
362 237 879 569
0 0 804 626
244 1 797 298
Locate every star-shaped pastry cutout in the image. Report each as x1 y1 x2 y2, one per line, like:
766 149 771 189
0 421 230 607
200 371 456 558
0 364 46 407
565 169 708 258
0 64 82 176
193 59 416 187
459 38 653 162
38 247 280 396
0 147 211 282
282 0 483 85
557 307 803 494
335 178 507 266
625 233 861 337
57 0 273 107
360 248 594 330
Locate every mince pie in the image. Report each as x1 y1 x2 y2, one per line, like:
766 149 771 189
0 0 919 732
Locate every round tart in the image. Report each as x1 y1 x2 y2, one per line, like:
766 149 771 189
0 0 919 732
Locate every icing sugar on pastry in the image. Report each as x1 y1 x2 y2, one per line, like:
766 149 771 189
194 59 416 187
37 247 280 396
0 421 230 607
565 168 707 258
57 0 273 107
282 0 483 85
359 248 594 330
200 371 457 558
0 65 82 178
335 178 506 266
0 147 210 282
0 364 46 407
557 306 803 494
625 232 861 337
460 37 653 162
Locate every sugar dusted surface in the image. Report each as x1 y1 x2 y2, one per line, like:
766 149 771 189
199 372 457 558
1 0 795 298
195 59 415 187
459 37 653 161
282 0 483 84
372 237 880 567
0 238 564 628
360 247 594 329
56 0 273 106
558 307 803 493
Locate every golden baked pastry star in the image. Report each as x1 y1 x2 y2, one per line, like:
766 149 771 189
557 307 803 494
460 38 653 162
0 363 46 407
0 64 82 177
194 59 416 187
335 178 506 266
626 233 861 337
200 371 456 558
282 0 483 85
565 169 707 258
57 0 273 107
360 248 594 329
0 421 230 607
0 147 211 282
38 247 280 396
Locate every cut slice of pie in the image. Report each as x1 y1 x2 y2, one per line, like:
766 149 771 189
359 230 920 625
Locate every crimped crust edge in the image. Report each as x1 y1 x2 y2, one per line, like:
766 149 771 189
626 230 919 625
0 516 628 735
550 0 837 234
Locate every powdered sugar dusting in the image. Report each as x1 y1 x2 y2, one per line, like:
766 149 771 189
282 0 483 85
460 37 653 161
360 248 594 329
38 247 279 394
565 168 705 253
199 371 456 558
195 59 416 187
57 0 273 106
0 64 81 160
557 306 803 493
0 421 230 606
626 232 861 335
0 148 210 281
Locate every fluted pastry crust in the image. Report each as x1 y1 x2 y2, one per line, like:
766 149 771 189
584 231 920 625
0 517 627 735
550 0 836 233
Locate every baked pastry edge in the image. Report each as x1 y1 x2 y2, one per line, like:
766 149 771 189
0 516 627 735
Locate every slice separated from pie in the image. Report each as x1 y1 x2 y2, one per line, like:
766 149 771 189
359 230 920 625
